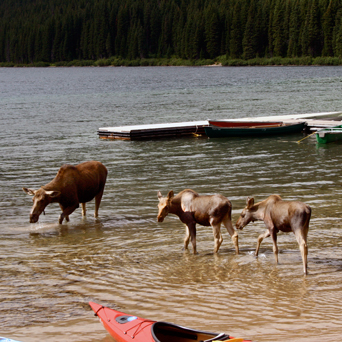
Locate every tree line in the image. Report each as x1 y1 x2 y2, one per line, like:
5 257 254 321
1 0 342 64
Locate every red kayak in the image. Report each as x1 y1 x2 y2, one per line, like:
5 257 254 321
89 302 252 342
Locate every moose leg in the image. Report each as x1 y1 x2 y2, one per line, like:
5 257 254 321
255 229 270 257
59 204 70 222
222 216 239 255
270 230 279 264
211 224 223 253
94 189 104 218
184 225 190 250
81 203 86 217
59 204 79 224
187 222 197 254
294 230 308 275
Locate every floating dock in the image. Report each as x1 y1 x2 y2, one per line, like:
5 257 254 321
98 121 208 140
98 111 342 140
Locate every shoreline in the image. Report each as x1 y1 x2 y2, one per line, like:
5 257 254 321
2 56 342 68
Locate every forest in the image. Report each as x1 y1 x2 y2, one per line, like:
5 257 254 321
1 0 342 66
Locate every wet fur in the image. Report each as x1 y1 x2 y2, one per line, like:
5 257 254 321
157 189 239 254
23 161 107 224
236 194 311 274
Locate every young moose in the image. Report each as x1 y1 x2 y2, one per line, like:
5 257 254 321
236 195 311 275
157 189 239 255
23 161 107 224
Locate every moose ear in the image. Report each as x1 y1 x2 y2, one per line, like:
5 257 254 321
246 197 254 208
45 190 61 198
167 190 174 200
23 187 36 196
157 191 163 199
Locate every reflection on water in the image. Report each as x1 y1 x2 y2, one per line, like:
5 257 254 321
1 67 342 342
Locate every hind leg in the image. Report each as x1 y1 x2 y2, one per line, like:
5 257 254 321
81 203 86 216
94 189 104 218
294 229 308 275
187 222 197 254
222 216 239 254
212 224 223 253
270 230 279 264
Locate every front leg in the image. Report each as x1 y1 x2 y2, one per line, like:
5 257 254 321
223 216 239 255
59 204 70 222
256 229 271 257
184 225 190 250
59 203 79 224
180 212 197 254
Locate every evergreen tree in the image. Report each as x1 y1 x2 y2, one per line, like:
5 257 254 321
333 8 342 57
307 0 322 56
42 18 55 62
115 5 129 57
230 0 243 58
149 4 161 56
322 0 336 56
288 0 301 57
272 0 287 57
243 0 258 59
205 7 221 58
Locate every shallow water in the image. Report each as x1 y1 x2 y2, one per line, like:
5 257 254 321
1 66 342 342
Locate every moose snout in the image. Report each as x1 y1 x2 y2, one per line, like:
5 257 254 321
157 216 164 222
235 221 243 230
29 214 39 223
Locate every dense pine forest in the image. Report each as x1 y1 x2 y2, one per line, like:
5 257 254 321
1 0 342 66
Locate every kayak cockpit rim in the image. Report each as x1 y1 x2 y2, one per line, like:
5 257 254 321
151 321 230 342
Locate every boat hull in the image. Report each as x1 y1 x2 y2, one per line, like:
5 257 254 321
316 125 342 144
89 302 252 342
208 120 283 128
205 122 305 138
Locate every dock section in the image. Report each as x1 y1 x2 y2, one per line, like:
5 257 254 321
98 111 342 140
98 121 208 140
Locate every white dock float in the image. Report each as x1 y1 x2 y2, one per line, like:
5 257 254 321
98 121 208 140
98 112 342 140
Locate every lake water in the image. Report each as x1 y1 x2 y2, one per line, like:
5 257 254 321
1 66 342 342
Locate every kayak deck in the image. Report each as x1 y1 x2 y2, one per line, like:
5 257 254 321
89 302 251 342
152 322 230 342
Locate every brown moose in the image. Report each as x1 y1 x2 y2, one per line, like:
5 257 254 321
23 161 107 224
157 189 239 255
236 195 311 274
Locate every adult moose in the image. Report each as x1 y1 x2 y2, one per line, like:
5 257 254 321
236 195 311 275
157 189 239 255
23 161 107 224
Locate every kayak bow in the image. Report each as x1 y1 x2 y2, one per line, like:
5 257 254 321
89 302 252 342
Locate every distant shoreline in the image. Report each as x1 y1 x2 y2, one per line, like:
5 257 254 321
1 56 342 67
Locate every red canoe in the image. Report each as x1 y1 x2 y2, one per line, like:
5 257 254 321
89 302 252 342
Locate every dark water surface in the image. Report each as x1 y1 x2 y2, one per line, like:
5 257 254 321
1 66 342 342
